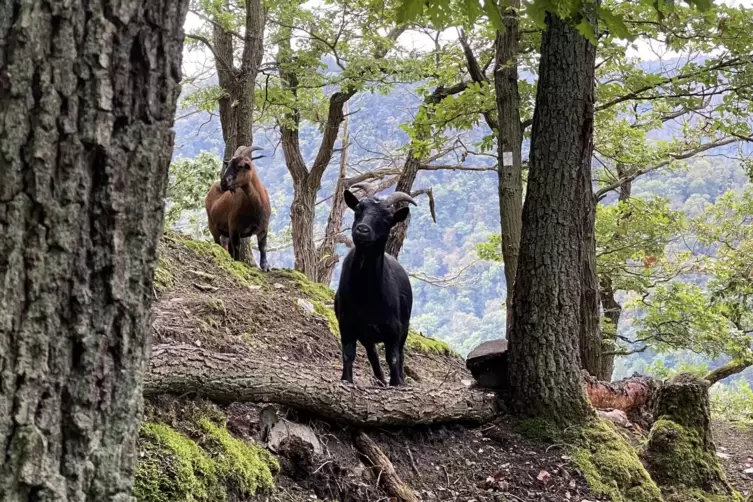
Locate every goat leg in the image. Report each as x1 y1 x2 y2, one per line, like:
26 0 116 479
341 337 357 383
257 230 270 271
385 341 402 387
364 342 386 386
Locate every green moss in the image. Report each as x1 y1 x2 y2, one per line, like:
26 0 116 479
405 329 456 356
313 300 339 336
514 418 561 442
135 411 278 501
273 269 334 303
154 258 174 292
183 239 265 286
644 419 742 502
199 418 279 495
134 423 220 502
567 419 663 502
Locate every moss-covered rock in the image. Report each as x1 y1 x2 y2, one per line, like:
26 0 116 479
567 419 663 502
134 402 278 501
643 373 742 502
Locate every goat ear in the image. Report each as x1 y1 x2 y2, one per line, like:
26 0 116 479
393 207 410 224
344 190 359 210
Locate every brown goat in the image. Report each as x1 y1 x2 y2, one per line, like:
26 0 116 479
205 145 272 270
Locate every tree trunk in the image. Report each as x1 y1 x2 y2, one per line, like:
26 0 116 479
385 155 421 258
316 104 351 284
579 189 602 378
0 1 188 499
215 0 265 161
290 181 319 279
494 0 524 332
594 166 632 380
507 11 597 424
599 276 621 380
644 374 739 499
143 345 499 427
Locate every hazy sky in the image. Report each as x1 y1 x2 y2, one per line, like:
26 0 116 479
182 0 752 76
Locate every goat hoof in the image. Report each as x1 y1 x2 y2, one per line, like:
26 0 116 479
260 262 270 272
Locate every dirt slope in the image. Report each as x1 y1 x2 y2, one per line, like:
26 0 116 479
141 233 751 502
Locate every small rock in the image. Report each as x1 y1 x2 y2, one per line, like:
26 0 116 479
297 298 315 314
717 452 731 459
537 470 551 484
743 467 753 475
194 340 202 347
274 283 284 289
248 285 262 291
267 420 322 455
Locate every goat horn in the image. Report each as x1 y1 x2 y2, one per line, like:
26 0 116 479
350 182 376 197
383 191 417 207
232 145 264 159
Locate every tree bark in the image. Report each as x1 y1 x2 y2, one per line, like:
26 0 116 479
0 1 188 499
507 10 597 424
579 188 602 379
494 0 524 332
214 0 265 161
594 165 632 380
143 345 499 427
316 103 351 283
583 372 657 413
354 432 420 502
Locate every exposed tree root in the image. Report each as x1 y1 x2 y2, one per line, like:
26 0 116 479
354 432 420 502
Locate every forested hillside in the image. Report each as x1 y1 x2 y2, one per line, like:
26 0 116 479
170 78 753 385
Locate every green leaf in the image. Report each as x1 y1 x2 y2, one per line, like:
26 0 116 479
396 0 425 24
575 17 597 44
483 0 505 32
596 6 633 40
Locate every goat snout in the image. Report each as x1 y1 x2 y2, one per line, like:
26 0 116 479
354 224 371 237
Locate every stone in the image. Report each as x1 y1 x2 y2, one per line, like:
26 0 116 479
466 339 509 390
267 420 323 455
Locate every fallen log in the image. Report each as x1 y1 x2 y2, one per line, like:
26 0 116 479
144 344 498 427
582 371 658 413
466 339 658 414
354 432 420 502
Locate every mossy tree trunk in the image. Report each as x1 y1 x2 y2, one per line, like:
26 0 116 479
0 1 189 499
644 373 741 501
507 10 596 424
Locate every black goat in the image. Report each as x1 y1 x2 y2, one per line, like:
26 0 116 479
334 183 416 387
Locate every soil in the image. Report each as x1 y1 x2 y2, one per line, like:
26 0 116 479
712 420 753 499
147 234 753 502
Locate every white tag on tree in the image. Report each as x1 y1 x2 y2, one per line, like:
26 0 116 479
502 151 514 166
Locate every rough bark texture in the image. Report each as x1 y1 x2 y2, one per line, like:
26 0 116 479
384 155 421 258
144 345 498 427
507 11 596 424
466 340 656 414
354 432 420 502
214 0 265 161
316 103 350 283
644 374 739 500
598 276 621 380
209 0 265 265
0 1 188 500
494 0 524 331
593 165 633 380
582 372 657 413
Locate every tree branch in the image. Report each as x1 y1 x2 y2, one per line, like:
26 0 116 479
704 359 753 386
185 33 234 75
595 137 740 200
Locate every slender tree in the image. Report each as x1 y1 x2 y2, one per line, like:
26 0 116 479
0 0 189 498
